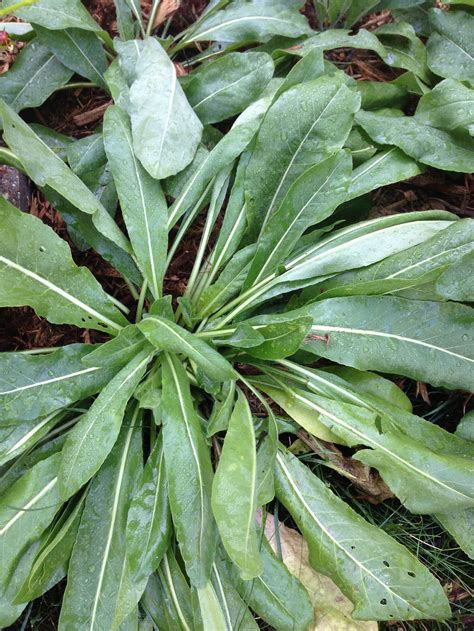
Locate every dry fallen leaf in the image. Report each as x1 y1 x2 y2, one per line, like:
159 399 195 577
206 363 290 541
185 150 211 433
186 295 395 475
153 0 181 28
261 512 378 631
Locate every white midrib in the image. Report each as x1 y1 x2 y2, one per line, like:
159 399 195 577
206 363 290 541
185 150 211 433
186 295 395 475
89 422 134 630
118 116 159 296
65 31 104 82
163 555 192 631
242 405 257 569
0 256 122 331
156 65 177 174
143 450 163 554
73 135 102 174
193 69 261 110
276 453 427 615
168 357 206 572
212 564 232 631
0 477 57 535
149 318 209 368
6 412 57 456
386 245 466 279
1 366 99 396
11 54 56 109
253 163 340 285
293 389 473 500
310 324 473 364
350 148 396 187
261 86 343 234
168 151 213 228
188 16 290 42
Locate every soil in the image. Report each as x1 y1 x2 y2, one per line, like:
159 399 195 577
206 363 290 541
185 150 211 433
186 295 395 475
1 1 473 629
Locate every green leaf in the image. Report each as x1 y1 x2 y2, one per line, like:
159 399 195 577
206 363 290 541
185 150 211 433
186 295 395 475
2 0 102 31
356 80 408 111
0 39 72 112
245 76 360 237
226 537 314 631
59 418 142 631
66 133 106 177
185 52 274 124
0 197 128 333
182 0 311 45
126 437 171 580
212 389 263 579
58 350 151 500
415 78 474 131
0 344 117 423
210 562 259 630
139 316 236 382
104 105 168 298
275 449 451 620
113 0 137 40
129 38 203 179
436 250 474 302
346 147 423 202
82 325 151 368
34 26 108 90
427 8 474 83
301 295 474 392
243 316 313 360
0 453 63 588
0 100 131 255
161 354 216 586
436 508 474 560
376 21 430 82
0 412 62 465
246 151 352 287
293 28 387 58
195 581 229 630
0 541 39 627
14 492 85 603
356 110 474 172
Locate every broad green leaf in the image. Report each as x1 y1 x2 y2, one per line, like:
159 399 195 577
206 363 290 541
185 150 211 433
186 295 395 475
129 38 203 179
66 133 106 176
302 295 474 392
0 100 132 254
275 450 451 620
139 316 236 382
243 316 313 360
226 537 314 631
346 147 423 202
291 28 387 59
0 344 117 423
161 354 216 586
0 541 39 627
126 438 171 580
113 0 136 40
356 110 474 172
207 381 236 436
0 40 72 112
319 218 473 296
185 51 274 124
436 509 474 560
436 250 474 302
415 78 474 131
2 0 102 31
0 453 62 587
182 0 311 45
356 81 408 111
212 389 262 579
29 123 74 160
34 26 108 90
59 419 142 631
275 48 325 97
427 8 474 83
0 412 63 465
210 562 258 630
376 21 430 82
246 151 352 287
104 105 168 298
58 350 151 500
0 197 127 333
14 493 85 603
82 325 151 368
245 76 360 237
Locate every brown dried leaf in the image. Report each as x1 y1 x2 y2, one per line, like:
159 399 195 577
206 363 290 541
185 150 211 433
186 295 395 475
153 0 180 28
261 512 378 631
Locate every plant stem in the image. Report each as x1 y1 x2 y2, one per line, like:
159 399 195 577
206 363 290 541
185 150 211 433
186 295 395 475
106 293 130 315
123 276 140 301
0 147 24 171
57 81 97 92
145 0 161 37
136 279 148 323
0 0 36 18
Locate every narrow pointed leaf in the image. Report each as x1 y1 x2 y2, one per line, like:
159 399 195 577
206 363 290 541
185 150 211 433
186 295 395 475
59 420 142 631
210 562 259 630
212 389 263 579
2 0 102 31
139 316 236 382
59 350 151 500
0 198 127 333
104 105 168 298
162 354 216 586
275 450 451 621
